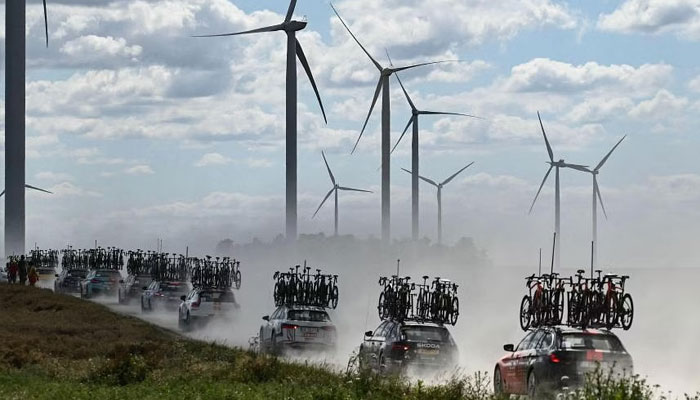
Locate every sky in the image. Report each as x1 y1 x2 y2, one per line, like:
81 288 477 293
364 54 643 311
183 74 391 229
3 0 700 268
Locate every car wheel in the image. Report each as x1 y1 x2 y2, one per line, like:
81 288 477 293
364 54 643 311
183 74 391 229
141 297 145 312
259 329 266 353
494 367 504 394
527 370 538 399
148 299 152 311
378 353 387 375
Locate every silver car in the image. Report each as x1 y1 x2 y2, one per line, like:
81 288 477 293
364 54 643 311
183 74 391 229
259 305 337 354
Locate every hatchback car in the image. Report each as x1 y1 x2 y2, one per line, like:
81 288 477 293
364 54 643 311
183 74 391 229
259 305 337 354
494 326 633 397
359 320 458 375
141 280 189 312
80 269 122 298
178 287 239 329
118 273 153 304
54 269 88 294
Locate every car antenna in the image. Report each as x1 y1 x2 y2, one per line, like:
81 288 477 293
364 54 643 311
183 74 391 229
590 241 594 280
538 248 542 276
550 232 556 275
396 259 400 277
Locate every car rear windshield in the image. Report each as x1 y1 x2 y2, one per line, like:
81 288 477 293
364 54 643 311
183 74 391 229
402 326 451 342
94 271 121 279
561 333 624 351
201 291 236 303
288 310 330 322
162 283 188 293
68 271 87 278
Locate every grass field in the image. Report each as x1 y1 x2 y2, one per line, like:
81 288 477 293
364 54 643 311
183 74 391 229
0 283 695 399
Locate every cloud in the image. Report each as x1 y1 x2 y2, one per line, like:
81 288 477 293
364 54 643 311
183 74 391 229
124 165 155 175
597 0 700 38
60 35 143 61
194 152 232 167
44 182 102 198
628 89 688 118
35 172 74 182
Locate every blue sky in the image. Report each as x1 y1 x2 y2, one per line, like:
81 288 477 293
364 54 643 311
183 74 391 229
4 0 700 267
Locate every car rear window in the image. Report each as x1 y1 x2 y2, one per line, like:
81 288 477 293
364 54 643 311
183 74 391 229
201 291 236 303
288 310 330 322
561 333 624 351
401 326 451 342
162 283 188 293
95 271 121 279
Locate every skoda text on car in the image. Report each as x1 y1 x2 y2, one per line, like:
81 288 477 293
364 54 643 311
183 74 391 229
54 269 88 294
259 305 337 354
141 280 189 312
494 326 633 397
359 320 458 375
79 269 122 299
178 287 240 329
118 273 153 304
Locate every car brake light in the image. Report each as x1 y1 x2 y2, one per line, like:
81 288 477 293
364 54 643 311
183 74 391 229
282 324 298 330
550 353 561 363
192 299 200 308
392 344 410 351
90 279 100 284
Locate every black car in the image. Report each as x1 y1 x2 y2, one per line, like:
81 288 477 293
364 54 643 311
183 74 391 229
54 269 88 294
118 274 153 304
359 320 458 374
495 326 634 397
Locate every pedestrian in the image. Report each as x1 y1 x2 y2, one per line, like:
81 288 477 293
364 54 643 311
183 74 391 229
28 263 39 287
18 255 27 285
8 260 18 284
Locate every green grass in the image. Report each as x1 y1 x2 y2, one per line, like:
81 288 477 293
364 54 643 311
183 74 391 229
0 284 696 399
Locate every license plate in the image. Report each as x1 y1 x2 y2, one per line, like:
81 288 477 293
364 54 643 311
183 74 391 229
417 349 439 355
302 327 318 338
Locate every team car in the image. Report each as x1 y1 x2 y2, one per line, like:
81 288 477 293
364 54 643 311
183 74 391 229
54 269 88 294
494 326 633 397
178 287 240 329
141 280 189 312
259 305 337 354
118 273 153 304
358 320 458 375
79 269 122 298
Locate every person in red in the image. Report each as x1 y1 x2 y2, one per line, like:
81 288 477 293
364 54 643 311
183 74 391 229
7 259 18 284
28 263 39 287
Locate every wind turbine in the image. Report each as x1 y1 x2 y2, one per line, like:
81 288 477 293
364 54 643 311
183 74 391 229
0 185 53 198
529 112 589 270
402 162 473 245
578 135 626 269
331 4 452 242
194 0 327 241
313 151 371 236
390 64 480 241
5 0 49 257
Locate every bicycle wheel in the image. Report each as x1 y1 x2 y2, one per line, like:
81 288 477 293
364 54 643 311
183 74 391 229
553 290 565 325
519 295 532 331
604 294 618 330
450 297 459 325
273 282 282 306
377 292 385 319
620 294 634 330
330 286 339 309
234 270 241 290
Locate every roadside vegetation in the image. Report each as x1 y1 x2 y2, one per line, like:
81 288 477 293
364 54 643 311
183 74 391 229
0 284 696 399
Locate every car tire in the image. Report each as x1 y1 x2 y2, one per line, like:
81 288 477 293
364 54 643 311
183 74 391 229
147 299 152 311
378 353 387 375
259 329 266 353
527 370 538 399
494 367 504 394
271 332 278 355
141 297 145 312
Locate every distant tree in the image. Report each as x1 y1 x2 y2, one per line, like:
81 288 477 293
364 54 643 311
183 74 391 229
215 239 234 255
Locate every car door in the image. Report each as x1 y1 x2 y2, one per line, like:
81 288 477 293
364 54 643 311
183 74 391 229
503 330 534 394
367 321 388 367
515 329 545 394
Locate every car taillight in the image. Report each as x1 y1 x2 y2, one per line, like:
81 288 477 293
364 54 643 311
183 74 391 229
91 279 100 284
192 299 200 308
392 344 410 351
550 353 561 363
282 324 298 330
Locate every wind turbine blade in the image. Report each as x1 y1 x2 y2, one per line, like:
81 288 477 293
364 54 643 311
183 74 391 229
391 60 454 74
330 4 382 71
312 188 335 219
562 163 590 173
0 190 4 197
338 187 372 193
537 111 554 163
42 0 48 47
529 165 553 214
285 0 297 23
595 135 626 172
442 162 474 186
321 151 336 185
25 184 53 194
296 40 327 124
394 73 417 111
390 116 415 155
421 111 482 119
192 24 282 38
400 168 438 187
351 78 382 154
594 178 608 220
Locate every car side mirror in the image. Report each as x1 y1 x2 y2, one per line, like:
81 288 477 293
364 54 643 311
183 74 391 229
54 274 59 278
119 280 124 284
142 286 148 290
503 344 515 352
180 295 186 301
262 315 270 321
364 330 373 337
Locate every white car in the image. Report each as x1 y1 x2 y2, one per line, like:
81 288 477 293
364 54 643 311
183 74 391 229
178 287 239 329
141 280 189 312
259 305 337 354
